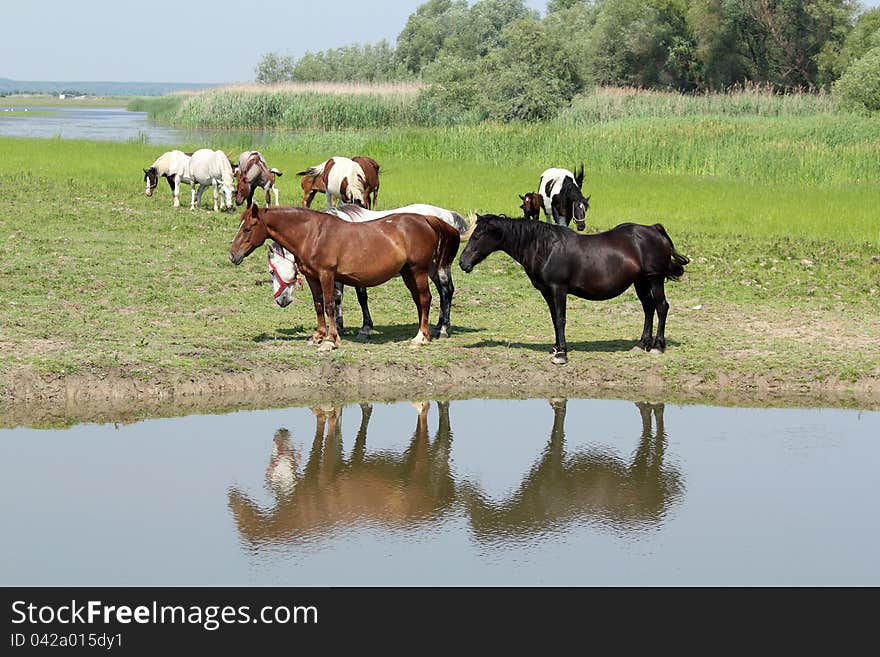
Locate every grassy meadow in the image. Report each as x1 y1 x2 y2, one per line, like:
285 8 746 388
1 109 879 413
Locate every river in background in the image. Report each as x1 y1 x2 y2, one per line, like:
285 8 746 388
1 397 878 586
0 105 231 144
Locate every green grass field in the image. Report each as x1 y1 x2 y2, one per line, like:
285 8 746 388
1 131 878 412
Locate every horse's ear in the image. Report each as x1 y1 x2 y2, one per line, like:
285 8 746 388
518 194 525 201
143 168 149 174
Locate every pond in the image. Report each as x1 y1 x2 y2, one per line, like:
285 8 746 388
1 397 877 586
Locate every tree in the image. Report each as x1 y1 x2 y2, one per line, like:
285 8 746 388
821 7 880 79
588 0 697 90
741 0 857 88
254 52 296 84
395 0 469 74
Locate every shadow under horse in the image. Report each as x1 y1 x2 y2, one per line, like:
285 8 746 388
227 402 456 545
462 400 684 539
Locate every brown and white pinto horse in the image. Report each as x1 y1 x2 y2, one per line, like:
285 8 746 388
296 155 380 208
233 150 282 207
229 204 461 350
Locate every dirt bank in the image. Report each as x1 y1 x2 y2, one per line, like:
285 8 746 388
2 360 878 428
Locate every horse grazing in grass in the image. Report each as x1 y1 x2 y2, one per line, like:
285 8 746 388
459 215 688 364
143 150 193 208
352 156 380 208
296 156 369 208
520 165 590 231
233 151 283 207
268 203 468 340
230 204 461 351
189 148 235 211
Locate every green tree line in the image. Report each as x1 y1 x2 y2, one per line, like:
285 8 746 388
254 0 880 119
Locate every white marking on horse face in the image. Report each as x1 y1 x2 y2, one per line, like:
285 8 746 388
145 178 153 196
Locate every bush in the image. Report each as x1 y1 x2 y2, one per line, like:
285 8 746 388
834 47 880 113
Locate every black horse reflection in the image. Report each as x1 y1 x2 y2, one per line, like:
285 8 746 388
228 400 683 546
463 400 683 538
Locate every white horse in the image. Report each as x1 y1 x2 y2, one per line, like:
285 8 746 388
188 148 235 211
143 150 193 208
296 157 367 208
267 203 469 340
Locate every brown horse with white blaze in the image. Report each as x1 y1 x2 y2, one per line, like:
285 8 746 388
229 204 461 351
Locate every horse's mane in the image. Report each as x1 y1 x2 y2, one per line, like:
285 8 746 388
479 214 568 257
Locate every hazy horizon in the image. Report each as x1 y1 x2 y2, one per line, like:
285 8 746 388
3 0 878 84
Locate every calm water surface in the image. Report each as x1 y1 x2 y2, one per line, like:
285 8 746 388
0 106 226 144
1 398 878 586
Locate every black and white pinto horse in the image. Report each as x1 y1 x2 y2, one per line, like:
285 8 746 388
267 203 469 340
143 150 193 208
519 165 590 231
459 214 688 364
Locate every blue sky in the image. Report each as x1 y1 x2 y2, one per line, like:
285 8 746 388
2 0 878 83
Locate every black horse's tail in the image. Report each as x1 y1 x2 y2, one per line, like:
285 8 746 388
653 223 689 281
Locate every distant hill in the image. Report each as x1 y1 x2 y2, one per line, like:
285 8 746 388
0 78 220 96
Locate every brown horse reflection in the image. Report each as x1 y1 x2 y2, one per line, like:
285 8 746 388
228 402 455 544
463 401 684 538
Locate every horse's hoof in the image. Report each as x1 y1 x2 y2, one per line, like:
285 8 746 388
438 326 450 339
317 340 337 352
649 348 664 355
410 333 429 347
307 336 323 347
551 350 568 365
630 345 646 353
355 330 371 342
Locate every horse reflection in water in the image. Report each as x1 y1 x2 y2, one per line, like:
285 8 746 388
228 400 683 546
463 401 683 537
228 402 455 543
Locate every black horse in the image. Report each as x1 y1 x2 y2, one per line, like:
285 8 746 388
459 215 689 364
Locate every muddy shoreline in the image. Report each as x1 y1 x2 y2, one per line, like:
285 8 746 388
2 361 878 428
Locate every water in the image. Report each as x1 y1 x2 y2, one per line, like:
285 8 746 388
1 398 877 586
0 106 218 144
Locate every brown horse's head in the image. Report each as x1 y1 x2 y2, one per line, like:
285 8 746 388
234 174 251 206
143 167 159 197
229 203 268 265
519 192 542 220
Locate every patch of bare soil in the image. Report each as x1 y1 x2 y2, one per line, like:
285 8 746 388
1 359 878 428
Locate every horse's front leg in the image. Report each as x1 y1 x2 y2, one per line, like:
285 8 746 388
305 276 327 347
272 185 279 206
540 285 568 364
171 176 180 208
649 277 670 353
354 286 373 341
211 181 219 212
317 273 341 352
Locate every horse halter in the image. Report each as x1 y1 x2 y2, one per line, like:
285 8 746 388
268 248 303 298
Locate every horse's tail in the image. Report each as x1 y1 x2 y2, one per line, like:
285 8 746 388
296 160 327 177
653 223 689 281
448 210 470 235
424 214 462 271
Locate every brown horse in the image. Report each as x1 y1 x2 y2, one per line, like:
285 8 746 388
299 173 327 208
229 204 461 350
